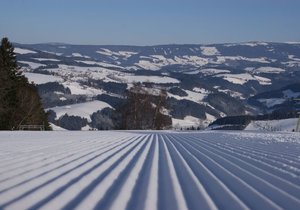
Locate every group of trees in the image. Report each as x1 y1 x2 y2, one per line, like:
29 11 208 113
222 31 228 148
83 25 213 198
0 37 50 130
121 83 172 130
0 37 171 131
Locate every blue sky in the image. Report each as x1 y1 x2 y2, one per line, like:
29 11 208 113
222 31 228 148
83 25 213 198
0 0 299 45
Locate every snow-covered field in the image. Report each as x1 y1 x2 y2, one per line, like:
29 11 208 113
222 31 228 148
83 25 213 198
0 131 299 210
245 118 299 132
48 101 112 121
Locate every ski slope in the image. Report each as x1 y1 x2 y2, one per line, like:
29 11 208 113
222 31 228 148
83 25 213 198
0 131 299 210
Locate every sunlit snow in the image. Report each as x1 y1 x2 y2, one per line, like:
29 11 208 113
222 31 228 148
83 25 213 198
24 73 64 85
48 100 112 121
0 131 299 210
14 48 37 54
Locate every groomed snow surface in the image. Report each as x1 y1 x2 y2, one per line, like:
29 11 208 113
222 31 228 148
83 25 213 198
0 131 300 210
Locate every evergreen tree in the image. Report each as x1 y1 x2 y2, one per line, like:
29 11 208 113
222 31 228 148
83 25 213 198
0 38 20 129
0 38 21 79
0 37 51 130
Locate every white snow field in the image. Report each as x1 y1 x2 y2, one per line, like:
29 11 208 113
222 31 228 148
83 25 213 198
0 131 299 210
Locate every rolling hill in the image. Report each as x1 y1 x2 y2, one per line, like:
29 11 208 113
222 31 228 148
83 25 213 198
14 42 300 130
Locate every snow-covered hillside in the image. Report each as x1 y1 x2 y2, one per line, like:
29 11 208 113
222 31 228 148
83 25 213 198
48 101 112 122
0 131 299 210
245 118 299 132
14 42 300 130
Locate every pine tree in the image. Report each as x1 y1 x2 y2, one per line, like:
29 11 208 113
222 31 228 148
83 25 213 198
0 38 20 129
0 37 51 130
0 38 21 79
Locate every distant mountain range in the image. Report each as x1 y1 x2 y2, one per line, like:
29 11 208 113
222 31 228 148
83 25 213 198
14 42 300 130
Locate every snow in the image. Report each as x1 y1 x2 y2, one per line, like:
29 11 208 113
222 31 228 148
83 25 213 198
62 82 104 95
282 61 300 67
49 123 66 131
285 42 300 44
240 43 258 47
168 89 208 103
135 55 209 70
96 50 113 56
42 51 63 56
0 131 299 210
145 135 159 210
238 42 269 47
193 87 210 94
172 116 201 128
216 56 270 64
217 88 245 99
245 67 255 72
199 68 230 75
288 55 300 62
187 56 208 66
46 64 123 83
119 75 180 84
24 73 64 85
81 125 93 131
75 60 122 69
258 98 286 108
118 51 138 59
200 46 220 56
205 113 216 123
283 90 300 98
257 90 300 108
42 64 178 86
14 48 37 54
135 60 161 70
96 49 137 59
181 56 209 66
34 58 60 62
19 61 46 69
172 114 216 129
215 73 271 85
254 67 285 74
245 118 299 132
72 53 90 58
184 90 207 101
48 100 112 121
253 75 272 85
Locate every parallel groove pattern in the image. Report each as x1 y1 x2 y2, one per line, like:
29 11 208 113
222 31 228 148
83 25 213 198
0 131 299 210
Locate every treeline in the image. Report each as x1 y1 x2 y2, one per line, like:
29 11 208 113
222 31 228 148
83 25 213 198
120 83 172 130
0 37 171 131
210 110 299 130
47 83 173 130
0 38 50 130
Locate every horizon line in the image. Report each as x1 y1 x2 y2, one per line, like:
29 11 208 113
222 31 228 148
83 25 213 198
12 40 300 47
